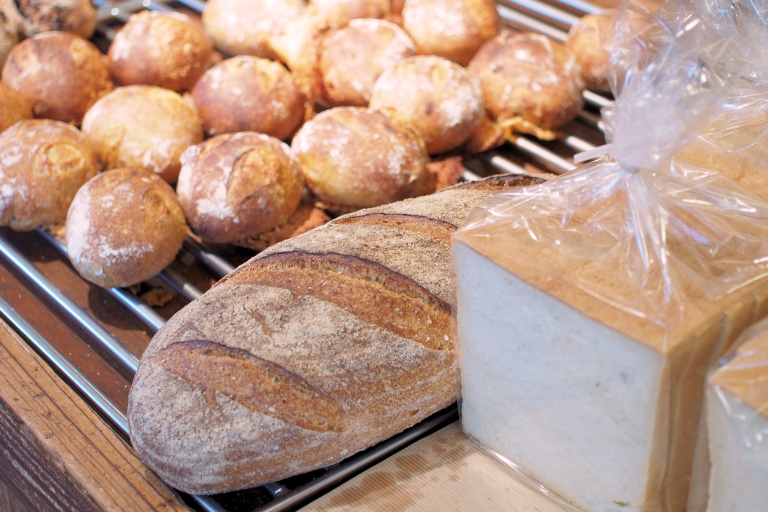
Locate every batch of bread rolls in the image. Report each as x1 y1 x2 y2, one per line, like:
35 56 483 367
12 0 768 511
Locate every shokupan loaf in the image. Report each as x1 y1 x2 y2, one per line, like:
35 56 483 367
127 174 541 495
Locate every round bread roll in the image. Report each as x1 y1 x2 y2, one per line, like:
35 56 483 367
318 18 416 107
402 0 499 66
0 81 33 132
565 14 611 92
66 168 187 288
177 133 304 245
369 55 484 154
292 106 432 208
309 0 389 29
202 0 306 59
0 9 19 69
192 56 304 139
2 32 113 126
0 119 98 231
108 11 213 93
1 0 96 39
469 32 585 139
81 86 203 184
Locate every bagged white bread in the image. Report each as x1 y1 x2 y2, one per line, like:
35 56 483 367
453 4 768 512
706 320 768 512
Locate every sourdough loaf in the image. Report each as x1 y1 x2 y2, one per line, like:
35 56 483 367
128 174 540 494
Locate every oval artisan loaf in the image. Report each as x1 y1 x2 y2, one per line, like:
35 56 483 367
0 119 99 230
565 14 611 92
65 168 187 288
128 174 541 494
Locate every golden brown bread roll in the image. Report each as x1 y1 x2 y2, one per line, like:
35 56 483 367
191 56 305 139
402 0 499 66
309 0 390 29
0 0 96 38
0 119 99 230
318 18 416 107
369 55 484 154
468 32 585 140
0 9 18 69
1 31 113 126
565 14 611 93
66 168 187 289
202 0 306 59
0 81 32 133
292 106 432 208
177 133 304 245
107 11 213 93
81 86 204 184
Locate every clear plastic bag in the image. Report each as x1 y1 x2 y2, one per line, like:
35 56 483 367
452 3 768 512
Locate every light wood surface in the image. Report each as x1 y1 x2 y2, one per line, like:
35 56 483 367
0 317 190 512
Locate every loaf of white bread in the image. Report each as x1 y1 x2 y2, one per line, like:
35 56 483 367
127 174 540 494
705 324 768 512
453 176 768 512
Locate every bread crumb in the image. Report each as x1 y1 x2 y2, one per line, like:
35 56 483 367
141 288 173 308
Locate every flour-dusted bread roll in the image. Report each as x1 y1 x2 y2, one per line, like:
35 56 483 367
66 168 187 288
292 106 433 209
0 9 18 69
469 32 585 140
309 0 390 29
369 55 484 155
127 174 541 494
177 133 304 245
192 57 305 139
0 81 32 133
2 31 113 126
565 14 611 93
81 86 204 184
202 0 306 59
402 0 499 66
0 119 98 230
318 18 416 107
107 11 213 93
1 0 96 38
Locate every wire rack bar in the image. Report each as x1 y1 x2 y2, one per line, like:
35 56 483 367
183 238 236 279
499 0 582 27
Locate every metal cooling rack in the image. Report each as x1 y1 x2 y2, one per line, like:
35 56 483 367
0 0 609 510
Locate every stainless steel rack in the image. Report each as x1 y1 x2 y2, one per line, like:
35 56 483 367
0 0 609 511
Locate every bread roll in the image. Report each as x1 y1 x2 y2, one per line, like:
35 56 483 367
0 81 32 133
202 0 306 59
292 106 432 208
469 32 585 140
192 57 304 139
369 55 484 155
0 119 98 231
1 31 113 126
177 133 304 245
0 9 18 69
66 168 187 288
108 11 213 93
565 14 611 93
309 0 390 29
402 0 499 66
127 174 541 494
0 0 96 38
81 86 204 184
318 18 416 107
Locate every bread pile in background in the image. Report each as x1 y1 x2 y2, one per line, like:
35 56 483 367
0 0 609 290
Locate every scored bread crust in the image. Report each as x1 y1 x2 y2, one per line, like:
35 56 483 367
128 174 541 494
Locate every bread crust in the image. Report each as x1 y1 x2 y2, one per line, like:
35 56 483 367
0 81 32 133
318 18 415 107
192 56 304 139
65 168 187 288
1 0 96 38
0 119 98 231
402 0 499 66
565 14 611 93
309 0 390 29
128 174 541 494
81 85 203 184
292 106 432 207
108 11 213 93
1 31 113 126
469 32 585 138
369 55 484 154
0 9 18 69
202 0 306 58
177 132 304 245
